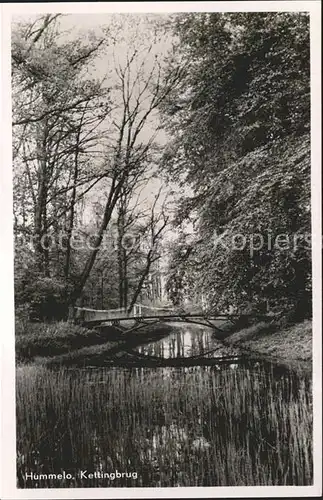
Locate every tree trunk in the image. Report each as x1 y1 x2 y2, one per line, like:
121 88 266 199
64 139 80 282
70 174 124 305
34 123 49 275
117 226 124 309
117 190 129 310
127 250 154 313
42 202 50 277
123 255 128 310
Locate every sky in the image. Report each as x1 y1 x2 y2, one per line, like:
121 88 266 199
12 13 188 265
57 14 175 222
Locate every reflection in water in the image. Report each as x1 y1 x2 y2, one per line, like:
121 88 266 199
136 324 239 359
16 325 313 488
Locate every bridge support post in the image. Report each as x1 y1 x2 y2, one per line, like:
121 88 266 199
68 306 76 323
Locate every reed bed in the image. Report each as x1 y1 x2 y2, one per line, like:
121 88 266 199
16 363 312 487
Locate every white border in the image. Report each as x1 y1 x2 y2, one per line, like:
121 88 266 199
1 2 321 499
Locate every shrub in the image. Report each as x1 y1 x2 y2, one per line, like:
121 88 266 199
27 277 69 322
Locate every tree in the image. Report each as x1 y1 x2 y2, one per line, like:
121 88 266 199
160 13 311 319
12 15 111 315
81 183 170 313
69 21 182 306
126 187 169 312
12 15 110 278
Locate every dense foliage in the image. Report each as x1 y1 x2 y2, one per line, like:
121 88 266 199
12 13 312 322
161 13 311 319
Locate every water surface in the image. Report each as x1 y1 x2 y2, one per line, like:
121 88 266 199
16 325 313 488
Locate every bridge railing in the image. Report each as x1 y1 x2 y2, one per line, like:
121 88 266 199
132 303 179 317
75 303 180 323
75 306 128 323
74 303 273 326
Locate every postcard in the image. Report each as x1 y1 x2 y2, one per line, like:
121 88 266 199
0 1 321 498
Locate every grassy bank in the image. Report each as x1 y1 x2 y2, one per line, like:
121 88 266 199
223 320 312 375
16 318 312 372
15 318 313 486
15 321 116 364
15 319 175 365
16 363 312 487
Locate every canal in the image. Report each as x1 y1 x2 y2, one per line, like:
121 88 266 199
16 324 313 488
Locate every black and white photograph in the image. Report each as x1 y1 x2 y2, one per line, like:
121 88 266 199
0 1 322 498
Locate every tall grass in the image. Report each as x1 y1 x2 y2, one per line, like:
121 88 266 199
16 363 312 488
15 321 111 363
15 320 175 365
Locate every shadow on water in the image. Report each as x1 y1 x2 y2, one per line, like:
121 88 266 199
16 325 313 488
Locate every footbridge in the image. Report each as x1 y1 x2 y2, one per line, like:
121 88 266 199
74 303 270 336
